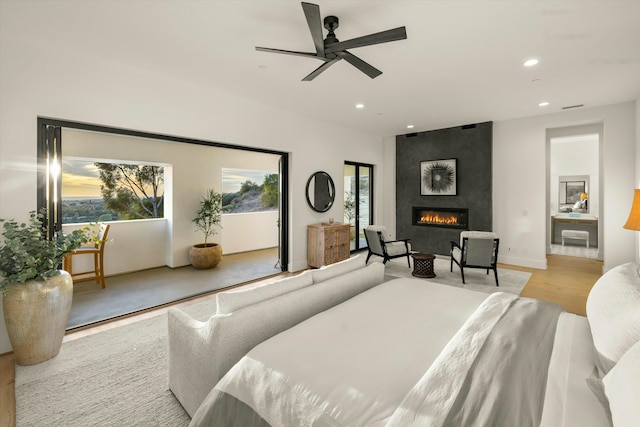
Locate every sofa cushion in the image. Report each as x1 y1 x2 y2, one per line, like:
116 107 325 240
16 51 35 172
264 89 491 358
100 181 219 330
213 262 384 380
311 253 366 283
216 270 313 314
586 262 640 373
386 241 410 257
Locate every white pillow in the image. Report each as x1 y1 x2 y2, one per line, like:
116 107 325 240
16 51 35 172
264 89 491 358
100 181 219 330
311 253 366 283
603 340 640 427
216 270 313 314
586 262 640 373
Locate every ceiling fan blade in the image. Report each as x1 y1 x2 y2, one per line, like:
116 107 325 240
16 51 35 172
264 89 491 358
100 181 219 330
255 46 328 61
302 57 341 81
301 2 325 57
335 51 382 79
325 26 407 53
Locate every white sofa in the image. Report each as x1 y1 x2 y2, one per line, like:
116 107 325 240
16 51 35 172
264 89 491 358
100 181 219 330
167 254 385 417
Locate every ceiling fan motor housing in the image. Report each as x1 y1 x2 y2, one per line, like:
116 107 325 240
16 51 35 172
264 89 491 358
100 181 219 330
323 15 339 56
323 15 339 31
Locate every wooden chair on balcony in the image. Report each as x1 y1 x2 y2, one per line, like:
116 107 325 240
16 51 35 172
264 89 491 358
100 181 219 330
63 223 110 288
363 225 412 267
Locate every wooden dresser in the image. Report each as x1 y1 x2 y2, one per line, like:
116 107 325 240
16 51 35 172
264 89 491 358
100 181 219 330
307 223 350 268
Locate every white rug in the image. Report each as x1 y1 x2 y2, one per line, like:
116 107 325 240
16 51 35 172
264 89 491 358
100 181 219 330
14 301 217 426
380 255 531 295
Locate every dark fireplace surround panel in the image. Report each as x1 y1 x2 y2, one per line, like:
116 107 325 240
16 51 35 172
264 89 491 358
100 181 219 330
396 122 493 256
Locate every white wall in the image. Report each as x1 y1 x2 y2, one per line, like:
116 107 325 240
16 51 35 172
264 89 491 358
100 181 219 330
0 22 384 353
221 211 279 254
60 211 279 277
62 219 168 277
493 102 636 271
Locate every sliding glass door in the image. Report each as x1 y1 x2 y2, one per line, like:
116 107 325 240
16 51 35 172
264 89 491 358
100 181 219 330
37 124 63 238
344 162 373 251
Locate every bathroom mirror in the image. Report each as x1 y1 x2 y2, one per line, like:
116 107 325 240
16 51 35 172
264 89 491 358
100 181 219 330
558 176 589 213
306 171 335 213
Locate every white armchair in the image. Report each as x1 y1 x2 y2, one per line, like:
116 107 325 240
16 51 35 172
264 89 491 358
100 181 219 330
450 230 500 286
363 225 412 267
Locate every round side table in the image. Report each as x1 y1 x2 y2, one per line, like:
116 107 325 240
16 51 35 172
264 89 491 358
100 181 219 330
411 253 436 278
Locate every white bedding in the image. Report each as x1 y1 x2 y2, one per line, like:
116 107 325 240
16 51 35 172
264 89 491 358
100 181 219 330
192 279 488 426
541 313 611 427
191 279 607 426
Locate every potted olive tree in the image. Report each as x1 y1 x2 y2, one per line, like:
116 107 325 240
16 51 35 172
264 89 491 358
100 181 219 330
190 188 223 269
0 210 91 365
344 191 357 240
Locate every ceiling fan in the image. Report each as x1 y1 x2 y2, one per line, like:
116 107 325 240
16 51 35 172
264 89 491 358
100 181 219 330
255 2 407 81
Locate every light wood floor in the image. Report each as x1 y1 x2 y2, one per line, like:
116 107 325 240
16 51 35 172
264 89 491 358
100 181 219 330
0 254 603 427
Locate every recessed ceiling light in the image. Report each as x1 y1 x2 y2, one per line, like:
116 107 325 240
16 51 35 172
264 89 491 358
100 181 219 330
407 125 414 129
538 101 550 107
524 59 539 67
355 103 364 109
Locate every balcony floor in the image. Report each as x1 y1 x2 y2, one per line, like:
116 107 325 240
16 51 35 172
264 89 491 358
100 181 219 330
68 247 282 329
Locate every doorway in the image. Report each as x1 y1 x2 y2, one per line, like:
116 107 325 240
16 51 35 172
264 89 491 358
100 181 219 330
547 124 603 260
343 162 373 251
37 118 290 327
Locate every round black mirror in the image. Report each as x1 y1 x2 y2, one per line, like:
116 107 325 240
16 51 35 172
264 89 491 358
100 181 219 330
306 171 335 213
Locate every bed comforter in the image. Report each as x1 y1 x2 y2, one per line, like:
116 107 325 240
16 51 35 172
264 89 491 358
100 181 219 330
189 278 563 427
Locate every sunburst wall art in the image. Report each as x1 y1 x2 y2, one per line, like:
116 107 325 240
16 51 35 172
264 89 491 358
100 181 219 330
420 159 457 196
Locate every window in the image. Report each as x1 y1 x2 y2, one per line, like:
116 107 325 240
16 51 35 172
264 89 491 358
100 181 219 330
62 158 165 224
221 168 278 213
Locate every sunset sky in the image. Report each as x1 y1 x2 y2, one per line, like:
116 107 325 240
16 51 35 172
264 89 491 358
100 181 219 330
62 159 275 198
61 159 102 198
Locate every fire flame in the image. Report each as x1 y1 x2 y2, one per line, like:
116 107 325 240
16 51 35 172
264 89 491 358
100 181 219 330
419 213 459 225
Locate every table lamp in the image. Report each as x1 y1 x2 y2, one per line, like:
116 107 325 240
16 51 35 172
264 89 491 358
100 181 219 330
580 193 588 210
623 189 640 231
623 189 640 269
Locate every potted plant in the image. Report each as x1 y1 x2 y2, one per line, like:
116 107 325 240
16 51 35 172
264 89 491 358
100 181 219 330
344 191 357 240
190 188 223 269
0 210 91 365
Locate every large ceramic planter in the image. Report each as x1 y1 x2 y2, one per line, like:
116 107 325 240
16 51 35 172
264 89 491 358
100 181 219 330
3 270 73 366
189 243 222 269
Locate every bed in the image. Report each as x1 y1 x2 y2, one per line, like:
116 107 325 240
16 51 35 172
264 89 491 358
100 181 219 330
186 262 640 427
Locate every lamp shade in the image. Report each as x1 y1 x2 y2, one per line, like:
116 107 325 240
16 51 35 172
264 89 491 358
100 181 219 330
623 189 640 231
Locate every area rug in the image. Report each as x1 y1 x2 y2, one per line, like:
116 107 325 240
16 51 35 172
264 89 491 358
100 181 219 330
15 258 531 426
14 300 218 427
381 255 531 295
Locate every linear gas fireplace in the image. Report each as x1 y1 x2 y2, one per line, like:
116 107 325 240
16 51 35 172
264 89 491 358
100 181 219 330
412 207 469 230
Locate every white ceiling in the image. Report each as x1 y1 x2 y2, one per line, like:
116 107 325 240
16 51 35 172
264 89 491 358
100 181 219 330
4 0 640 137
